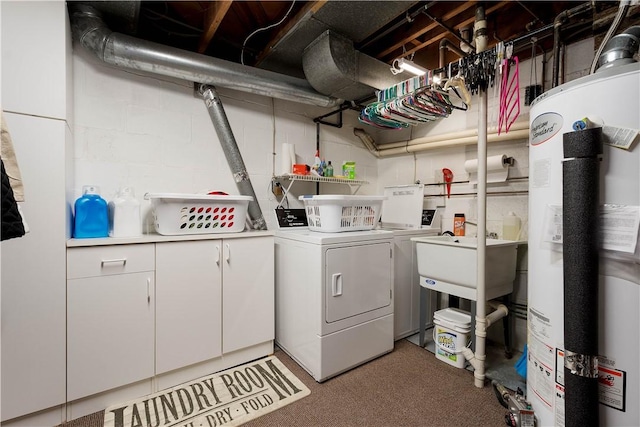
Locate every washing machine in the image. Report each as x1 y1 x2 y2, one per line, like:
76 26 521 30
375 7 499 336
274 224 394 383
378 185 441 340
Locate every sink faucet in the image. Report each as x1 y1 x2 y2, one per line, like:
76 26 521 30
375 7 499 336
464 220 498 239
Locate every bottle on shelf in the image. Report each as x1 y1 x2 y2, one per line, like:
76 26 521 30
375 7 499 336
325 161 334 177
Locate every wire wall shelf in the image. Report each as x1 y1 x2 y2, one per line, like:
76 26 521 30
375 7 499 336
273 174 369 208
273 174 368 186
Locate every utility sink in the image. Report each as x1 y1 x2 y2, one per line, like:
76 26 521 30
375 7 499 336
411 235 522 301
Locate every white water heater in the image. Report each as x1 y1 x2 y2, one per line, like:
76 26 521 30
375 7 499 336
528 63 640 426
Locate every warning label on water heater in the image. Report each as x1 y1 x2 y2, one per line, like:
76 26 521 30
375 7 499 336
599 365 626 412
555 351 627 412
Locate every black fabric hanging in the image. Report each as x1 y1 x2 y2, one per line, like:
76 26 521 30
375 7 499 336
1 159 26 241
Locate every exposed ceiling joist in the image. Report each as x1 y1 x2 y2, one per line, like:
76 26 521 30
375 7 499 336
376 1 478 60
255 1 328 66
198 0 233 53
400 1 509 61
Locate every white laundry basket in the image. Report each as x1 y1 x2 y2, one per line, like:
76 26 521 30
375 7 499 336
299 195 386 232
146 193 252 235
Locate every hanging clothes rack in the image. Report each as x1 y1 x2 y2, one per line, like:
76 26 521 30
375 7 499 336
359 41 522 130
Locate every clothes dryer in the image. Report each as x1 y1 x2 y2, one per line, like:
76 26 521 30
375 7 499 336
274 227 394 382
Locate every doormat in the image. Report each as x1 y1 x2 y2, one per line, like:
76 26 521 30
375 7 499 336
104 356 310 427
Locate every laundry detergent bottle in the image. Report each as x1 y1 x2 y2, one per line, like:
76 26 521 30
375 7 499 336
108 187 142 237
74 185 109 238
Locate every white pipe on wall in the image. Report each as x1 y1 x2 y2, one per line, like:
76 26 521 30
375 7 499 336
353 122 529 157
485 304 509 328
474 5 489 390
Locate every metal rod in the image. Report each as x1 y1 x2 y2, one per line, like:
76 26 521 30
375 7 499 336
425 191 529 198
422 9 475 51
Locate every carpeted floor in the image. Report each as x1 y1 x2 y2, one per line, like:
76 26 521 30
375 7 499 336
58 339 509 427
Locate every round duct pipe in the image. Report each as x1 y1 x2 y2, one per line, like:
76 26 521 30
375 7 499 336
597 25 640 71
69 4 341 108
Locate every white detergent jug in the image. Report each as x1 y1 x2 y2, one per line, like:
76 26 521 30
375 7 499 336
109 187 142 237
502 211 521 240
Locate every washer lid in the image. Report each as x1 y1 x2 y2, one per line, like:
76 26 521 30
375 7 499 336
381 184 424 229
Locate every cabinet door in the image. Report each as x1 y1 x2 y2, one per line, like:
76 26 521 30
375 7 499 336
155 241 222 374
67 272 155 400
222 237 274 354
1 114 67 420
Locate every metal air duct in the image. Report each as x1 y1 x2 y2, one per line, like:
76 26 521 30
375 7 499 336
596 25 640 71
69 4 341 108
302 30 405 101
199 85 267 230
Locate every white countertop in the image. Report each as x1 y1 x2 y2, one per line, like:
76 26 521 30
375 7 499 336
67 230 275 247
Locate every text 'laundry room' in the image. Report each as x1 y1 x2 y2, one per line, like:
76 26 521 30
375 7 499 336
2 1 640 427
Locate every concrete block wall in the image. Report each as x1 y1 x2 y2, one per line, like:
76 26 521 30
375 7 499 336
72 48 376 232
73 36 596 351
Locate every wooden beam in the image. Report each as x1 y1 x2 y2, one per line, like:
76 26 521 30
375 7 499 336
198 0 234 53
386 1 508 62
376 1 477 60
255 1 328 65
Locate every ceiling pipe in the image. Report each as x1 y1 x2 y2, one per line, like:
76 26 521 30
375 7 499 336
459 27 475 54
353 121 529 158
592 2 634 73
439 39 468 68
69 4 341 108
552 2 594 88
596 25 640 71
422 8 475 53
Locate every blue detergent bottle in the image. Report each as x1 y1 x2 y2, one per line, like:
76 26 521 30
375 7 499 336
74 185 109 238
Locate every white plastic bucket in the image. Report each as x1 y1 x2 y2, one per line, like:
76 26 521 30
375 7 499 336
433 308 471 369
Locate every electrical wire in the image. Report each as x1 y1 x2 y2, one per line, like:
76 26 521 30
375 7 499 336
241 1 297 65
590 0 630 74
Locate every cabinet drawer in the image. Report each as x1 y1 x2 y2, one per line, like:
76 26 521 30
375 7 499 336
67 244 154 279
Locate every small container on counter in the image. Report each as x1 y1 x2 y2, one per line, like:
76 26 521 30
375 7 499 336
109 187 142 237
453 213 465 236
502 211 521 240
73 185 109 238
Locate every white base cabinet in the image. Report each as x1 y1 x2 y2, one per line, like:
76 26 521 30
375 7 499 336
155 236 275 374
67 244 155 401
63 232 274 421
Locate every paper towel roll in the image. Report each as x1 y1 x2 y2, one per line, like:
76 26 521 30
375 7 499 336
280 143 296 175
464 154 509 185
